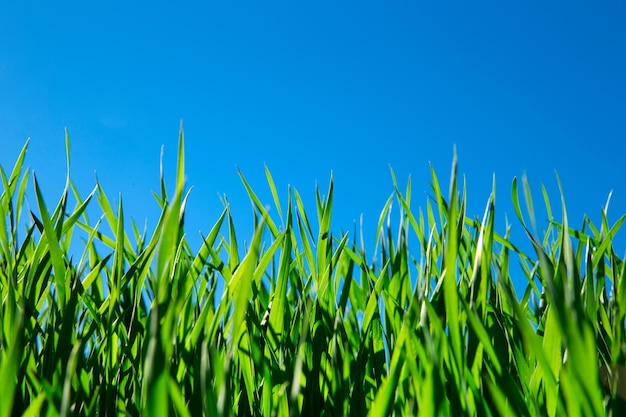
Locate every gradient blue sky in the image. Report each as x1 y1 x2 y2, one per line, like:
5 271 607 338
1 2 625 291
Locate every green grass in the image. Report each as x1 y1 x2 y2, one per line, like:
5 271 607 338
1 127 625 416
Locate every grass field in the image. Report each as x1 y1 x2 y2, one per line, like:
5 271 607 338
1 128 626 416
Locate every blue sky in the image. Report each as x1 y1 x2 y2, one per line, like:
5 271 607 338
1 2 625 292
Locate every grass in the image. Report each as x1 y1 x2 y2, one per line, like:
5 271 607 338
1 127 626 416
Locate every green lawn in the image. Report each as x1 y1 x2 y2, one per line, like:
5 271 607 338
1 128 625 416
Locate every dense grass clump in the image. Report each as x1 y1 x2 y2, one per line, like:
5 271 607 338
1 129 625 416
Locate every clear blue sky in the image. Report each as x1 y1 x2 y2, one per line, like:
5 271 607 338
1 2 625 291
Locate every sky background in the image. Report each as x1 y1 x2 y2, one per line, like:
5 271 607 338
1 1 625 293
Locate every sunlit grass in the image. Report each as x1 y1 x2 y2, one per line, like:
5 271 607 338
1 127 625 416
